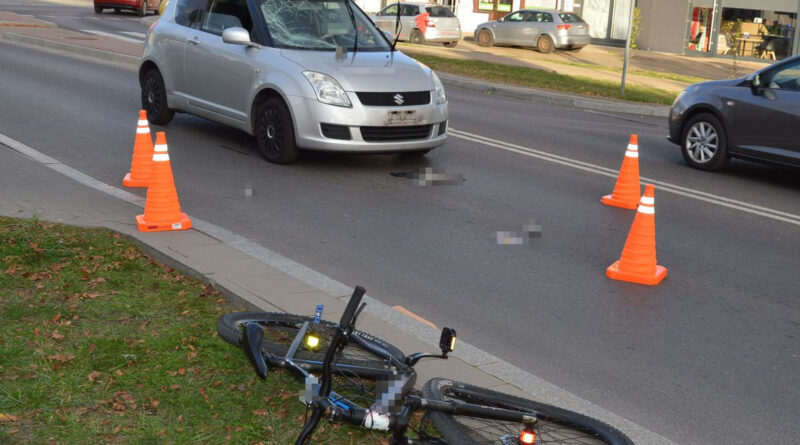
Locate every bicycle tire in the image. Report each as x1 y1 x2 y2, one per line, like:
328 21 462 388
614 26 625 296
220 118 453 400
217 312 407 378
421 378 633 445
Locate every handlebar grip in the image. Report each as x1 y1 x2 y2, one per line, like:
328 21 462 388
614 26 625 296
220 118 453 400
339 286 366 329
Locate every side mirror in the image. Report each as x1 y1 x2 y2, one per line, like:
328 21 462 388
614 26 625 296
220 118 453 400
749 73 762 94
222 27 261 48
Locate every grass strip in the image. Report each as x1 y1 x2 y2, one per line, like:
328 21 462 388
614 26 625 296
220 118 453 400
404 51 679 105
0 216 394 444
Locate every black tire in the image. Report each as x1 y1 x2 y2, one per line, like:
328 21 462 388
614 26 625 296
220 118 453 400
421 378 634 445
537 34 555 53
410 29 425 45
443 41 458 48
137 1 147 16
113 7 120 13
477 29 493 47
94 5 103 13
217 312 406 378
680 113 729 171
255 97 299 164
568 46 584 53
141 69 174 125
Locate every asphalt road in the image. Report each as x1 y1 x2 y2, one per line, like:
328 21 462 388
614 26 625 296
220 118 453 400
1 39 799 444
1 0 150 44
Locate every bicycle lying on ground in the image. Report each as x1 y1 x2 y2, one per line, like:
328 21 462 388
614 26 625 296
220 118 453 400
218 286 634 444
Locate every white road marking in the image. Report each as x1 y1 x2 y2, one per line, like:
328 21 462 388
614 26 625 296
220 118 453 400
449 128 800 227
120 31 146 38
79 29 143 43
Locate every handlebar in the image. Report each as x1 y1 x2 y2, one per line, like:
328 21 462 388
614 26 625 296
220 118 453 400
339 285 366 331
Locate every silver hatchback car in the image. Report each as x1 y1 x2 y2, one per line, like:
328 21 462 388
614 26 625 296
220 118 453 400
371 2 461 47
475 9 589 53
139 0 448 163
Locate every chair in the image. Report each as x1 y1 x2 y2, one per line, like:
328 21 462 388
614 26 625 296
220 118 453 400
688 31 703 51
757 37 777 60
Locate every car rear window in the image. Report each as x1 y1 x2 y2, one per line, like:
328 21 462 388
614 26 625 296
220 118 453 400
558 13 584 23
425 6 454 17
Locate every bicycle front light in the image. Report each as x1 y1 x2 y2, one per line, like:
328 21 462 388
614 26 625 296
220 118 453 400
305 333 321 351
439 327 456 355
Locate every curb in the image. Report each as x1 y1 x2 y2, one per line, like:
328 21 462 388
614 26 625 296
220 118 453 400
0 31 140 66
438 72 671 117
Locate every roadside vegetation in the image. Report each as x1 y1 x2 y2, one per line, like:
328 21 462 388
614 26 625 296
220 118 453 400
0 216 386 444
403 51 680 105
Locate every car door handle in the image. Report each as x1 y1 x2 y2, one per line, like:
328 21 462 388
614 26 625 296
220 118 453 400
188 37 200 45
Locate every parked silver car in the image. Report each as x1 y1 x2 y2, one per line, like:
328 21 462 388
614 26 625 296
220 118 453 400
139 0 448 164
372 2 461 47
474 9 589 53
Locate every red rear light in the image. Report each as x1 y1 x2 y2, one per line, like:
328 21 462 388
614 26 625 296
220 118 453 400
556 24 572 31
520 430 536 444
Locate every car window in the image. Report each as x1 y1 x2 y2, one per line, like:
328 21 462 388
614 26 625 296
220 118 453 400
764 60 800 92
558 13 583 23
536 12 553 22
522 11 536 22
504 11 524 22
201 0 253 36
425 6 454 17
400 4 418 16
381 4 397 16
175 0 209 28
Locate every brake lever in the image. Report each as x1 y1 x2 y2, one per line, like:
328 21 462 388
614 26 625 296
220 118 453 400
242 322 268 379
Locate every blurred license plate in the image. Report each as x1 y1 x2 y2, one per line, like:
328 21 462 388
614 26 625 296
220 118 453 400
385 110 418 126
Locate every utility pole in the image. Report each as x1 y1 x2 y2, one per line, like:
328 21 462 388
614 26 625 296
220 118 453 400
620 0 635 97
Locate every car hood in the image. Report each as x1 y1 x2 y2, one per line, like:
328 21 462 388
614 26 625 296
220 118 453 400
688 77 744 89
279 49 434 92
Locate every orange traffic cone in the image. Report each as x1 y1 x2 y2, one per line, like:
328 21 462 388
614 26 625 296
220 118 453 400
602 134 641 209
606 184 667 285
123 110 154 188
136 132 191 232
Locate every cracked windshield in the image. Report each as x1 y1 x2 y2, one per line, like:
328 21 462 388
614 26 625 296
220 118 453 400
258 0 390 51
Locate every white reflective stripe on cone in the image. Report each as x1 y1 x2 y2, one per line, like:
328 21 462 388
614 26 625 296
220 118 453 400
640 196 654 205
136 127 150 134
152 153 170 161
638 205 655 214
138 120 148 126
153 144 168 152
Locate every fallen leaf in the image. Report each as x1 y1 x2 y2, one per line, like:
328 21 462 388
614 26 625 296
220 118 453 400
0 413 19 422
33 328 40 337
48 353 75 363
177 368 186 376
115 369 123 377
96 277 107 283
50 331 64 342
51 314 62 323
87 371 102 382
181 310 190 316
151 400 160 408
177 415 184 423
252 409 269 417
29 242 44 253
88 344 96 354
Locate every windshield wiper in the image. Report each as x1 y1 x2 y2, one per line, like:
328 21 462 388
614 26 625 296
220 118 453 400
391 5 400 51
342 0 358 54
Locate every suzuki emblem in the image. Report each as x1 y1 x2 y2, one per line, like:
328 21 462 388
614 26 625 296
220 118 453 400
393 93 404 105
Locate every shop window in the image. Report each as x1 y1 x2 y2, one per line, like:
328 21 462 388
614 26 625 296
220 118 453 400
720 8 796 60
474 0 512 15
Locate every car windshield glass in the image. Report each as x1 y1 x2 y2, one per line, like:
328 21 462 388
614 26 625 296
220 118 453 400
425 6 454 17
257 0 391 51
558 13 583 23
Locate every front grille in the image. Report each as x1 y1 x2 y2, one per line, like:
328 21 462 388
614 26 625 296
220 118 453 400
320 123 351 140
356 91 430 107
437 121 447 135
360 125 432 142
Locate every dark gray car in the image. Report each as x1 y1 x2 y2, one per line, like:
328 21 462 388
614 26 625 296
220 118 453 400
668 54 800 170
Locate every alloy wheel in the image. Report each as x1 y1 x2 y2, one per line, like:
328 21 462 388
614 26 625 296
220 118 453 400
258 107 284 157
685 122 718 163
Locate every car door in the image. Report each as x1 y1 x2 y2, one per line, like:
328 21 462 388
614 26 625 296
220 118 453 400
493 10 524 45
518 11 542 45
400 4 419 41
183 0 257 122
373 3 398 35
731 59 800 164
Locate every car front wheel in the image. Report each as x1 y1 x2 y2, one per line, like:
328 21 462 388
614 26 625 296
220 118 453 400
94 5 103 13
681 113 729 171
410 29 425 45
141 69 174 125
255 97 299 164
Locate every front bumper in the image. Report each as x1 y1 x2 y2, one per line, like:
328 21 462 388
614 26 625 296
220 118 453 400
286 93 448 152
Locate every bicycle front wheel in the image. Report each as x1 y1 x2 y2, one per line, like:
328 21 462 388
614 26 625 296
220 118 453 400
217 312 407 378
421 378 633 445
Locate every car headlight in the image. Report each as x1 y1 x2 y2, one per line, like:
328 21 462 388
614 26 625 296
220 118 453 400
432 71 446 105
303 71 352 108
